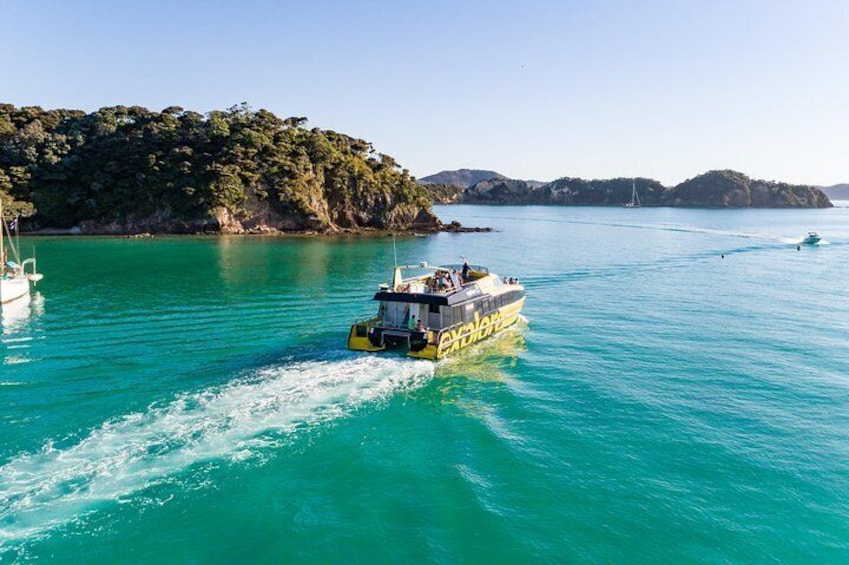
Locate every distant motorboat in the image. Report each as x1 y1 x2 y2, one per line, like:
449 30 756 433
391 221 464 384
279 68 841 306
624 180 641 208
801 231 821 245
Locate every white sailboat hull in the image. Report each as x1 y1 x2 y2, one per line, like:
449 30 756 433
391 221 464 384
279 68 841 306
0 277 30 304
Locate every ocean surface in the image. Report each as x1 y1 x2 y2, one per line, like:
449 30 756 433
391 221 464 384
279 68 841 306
2 204 848 563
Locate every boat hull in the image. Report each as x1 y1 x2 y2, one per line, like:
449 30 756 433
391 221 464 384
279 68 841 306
349 297 525 360
0 277 30 305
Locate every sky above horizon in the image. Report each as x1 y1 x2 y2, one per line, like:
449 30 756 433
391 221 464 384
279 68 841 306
2 0 847 186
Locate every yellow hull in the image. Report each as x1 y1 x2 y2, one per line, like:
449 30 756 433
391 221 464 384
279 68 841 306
349 298 525 361
411 297 525 360
347 317 386 352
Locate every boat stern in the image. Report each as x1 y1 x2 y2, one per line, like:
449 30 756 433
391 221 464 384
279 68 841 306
348 318 386 352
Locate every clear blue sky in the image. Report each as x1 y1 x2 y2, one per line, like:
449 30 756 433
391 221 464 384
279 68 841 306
2 0 847 186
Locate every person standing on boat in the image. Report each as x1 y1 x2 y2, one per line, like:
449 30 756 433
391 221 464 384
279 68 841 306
408 315 417 330
462 260 470 282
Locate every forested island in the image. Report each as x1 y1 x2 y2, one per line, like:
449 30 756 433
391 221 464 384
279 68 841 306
423 169 833 208
0 104 444 234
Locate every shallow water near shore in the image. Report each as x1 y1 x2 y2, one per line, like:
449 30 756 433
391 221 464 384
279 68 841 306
2 204 849 562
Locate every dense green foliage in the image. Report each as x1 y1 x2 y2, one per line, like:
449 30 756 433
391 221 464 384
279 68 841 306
460 177 667 206
0 103 433 232
671 170 832 208
419 169 505 188
435 170 832 208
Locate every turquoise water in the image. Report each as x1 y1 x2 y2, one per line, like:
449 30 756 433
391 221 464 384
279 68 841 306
2 204 848 563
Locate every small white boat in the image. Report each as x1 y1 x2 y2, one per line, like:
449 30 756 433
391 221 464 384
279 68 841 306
624 179 641 208
801 231 821 245
1 200 43 305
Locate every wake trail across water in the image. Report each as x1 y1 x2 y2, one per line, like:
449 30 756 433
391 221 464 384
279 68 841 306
451 212 826 244
0 355 433 547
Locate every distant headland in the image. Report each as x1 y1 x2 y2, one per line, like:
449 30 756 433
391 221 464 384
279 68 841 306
421 169 833 208
0 103 452 235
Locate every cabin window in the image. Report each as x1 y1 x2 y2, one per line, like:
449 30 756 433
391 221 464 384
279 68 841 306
441 305 453 326
452 306 464 324
384 302 410 327
429 304 440 314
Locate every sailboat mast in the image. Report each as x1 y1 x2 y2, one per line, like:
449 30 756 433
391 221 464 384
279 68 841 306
0 198 5 265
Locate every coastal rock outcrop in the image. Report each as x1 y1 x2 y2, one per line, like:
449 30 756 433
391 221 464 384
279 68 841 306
0 104 442 234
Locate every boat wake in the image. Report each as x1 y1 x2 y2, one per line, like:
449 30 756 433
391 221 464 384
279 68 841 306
0 355 433 547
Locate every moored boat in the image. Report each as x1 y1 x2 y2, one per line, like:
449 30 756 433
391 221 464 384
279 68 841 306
348 261 525 360
623 179 641 208
1 200 43 305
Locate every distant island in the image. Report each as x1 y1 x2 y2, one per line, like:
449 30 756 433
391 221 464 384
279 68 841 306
818 184 849 200
419 168 506 188
0 104 449 235
422 168 832 208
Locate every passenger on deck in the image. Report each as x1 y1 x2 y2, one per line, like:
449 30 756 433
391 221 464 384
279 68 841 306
415 319 424 332
427 275 437 293
408 315 417 330
462 260 470 281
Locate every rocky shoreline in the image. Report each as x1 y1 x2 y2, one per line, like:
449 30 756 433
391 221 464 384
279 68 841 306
23 214 491 237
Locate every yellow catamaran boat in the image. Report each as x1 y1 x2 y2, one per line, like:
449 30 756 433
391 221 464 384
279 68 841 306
348 261 525 360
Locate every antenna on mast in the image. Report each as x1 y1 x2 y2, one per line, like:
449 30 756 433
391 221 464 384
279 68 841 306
392 233 398 268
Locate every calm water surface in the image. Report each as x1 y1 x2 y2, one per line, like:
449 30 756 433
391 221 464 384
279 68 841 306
2 204 848 562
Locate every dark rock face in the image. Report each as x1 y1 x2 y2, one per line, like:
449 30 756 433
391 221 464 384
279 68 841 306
75 201 442 236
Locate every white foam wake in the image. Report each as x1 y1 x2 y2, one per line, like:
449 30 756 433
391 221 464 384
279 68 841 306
0 356 433 545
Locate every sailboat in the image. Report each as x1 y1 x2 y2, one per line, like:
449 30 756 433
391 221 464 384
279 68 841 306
1 199 43 305
624 179 641 208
